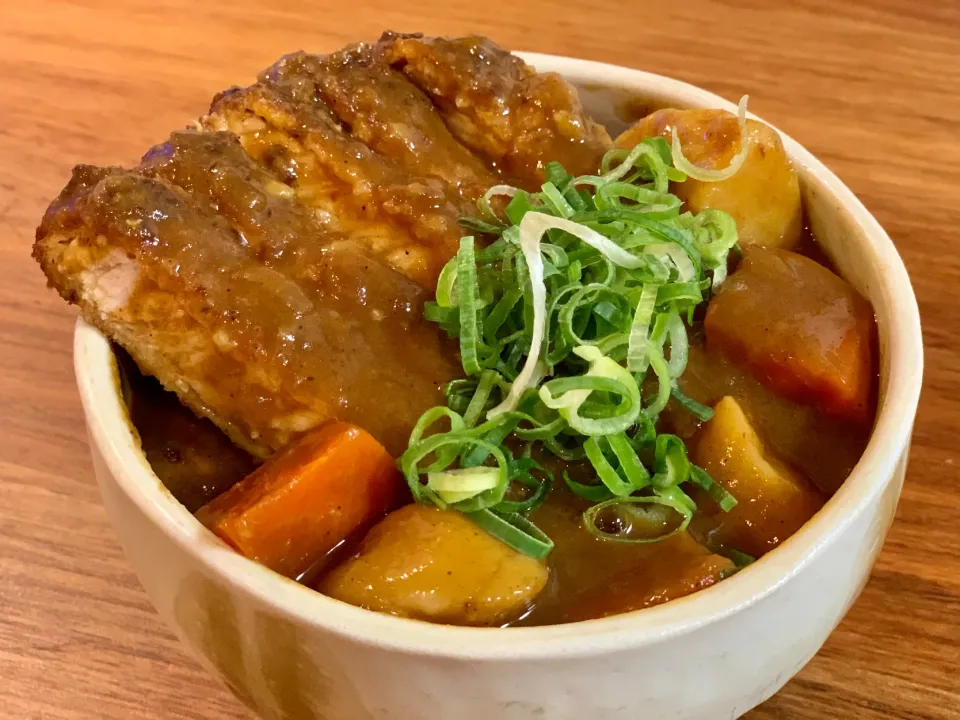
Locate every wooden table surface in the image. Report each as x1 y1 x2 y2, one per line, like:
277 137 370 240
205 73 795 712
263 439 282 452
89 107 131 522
2 1 959 717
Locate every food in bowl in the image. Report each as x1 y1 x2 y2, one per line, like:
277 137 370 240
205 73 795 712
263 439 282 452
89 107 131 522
34 32 878 629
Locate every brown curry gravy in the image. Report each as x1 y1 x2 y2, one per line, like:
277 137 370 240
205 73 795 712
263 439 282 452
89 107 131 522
118 227 873 625
114 82 873 626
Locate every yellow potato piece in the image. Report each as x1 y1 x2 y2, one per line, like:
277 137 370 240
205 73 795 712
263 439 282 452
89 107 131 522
319 504 548 626
691 396 824 557
616 109 802 249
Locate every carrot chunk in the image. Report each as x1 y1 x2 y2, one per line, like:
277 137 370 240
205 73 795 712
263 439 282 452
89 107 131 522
196 421 405 578
704 247 877 422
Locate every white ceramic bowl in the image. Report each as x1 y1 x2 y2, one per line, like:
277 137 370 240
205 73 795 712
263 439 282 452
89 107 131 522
73 53 923 720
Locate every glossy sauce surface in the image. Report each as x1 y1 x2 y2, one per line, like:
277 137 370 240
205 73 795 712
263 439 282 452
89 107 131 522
90 47 875 625
520 485 734 624
123 248 874 624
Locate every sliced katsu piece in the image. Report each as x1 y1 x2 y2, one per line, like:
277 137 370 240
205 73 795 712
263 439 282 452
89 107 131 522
34 161 457 459
138 130 330 270
263 46 500 200
203 80 468 289
139 128 458 379
34 33 614 463
379 32 613 189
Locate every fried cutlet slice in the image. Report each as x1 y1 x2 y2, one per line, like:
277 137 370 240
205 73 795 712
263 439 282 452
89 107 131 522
262 46 500 200
139 130 329 266
203 81 469 288
379 32 613 189
34 165 457 458
34 34 614 464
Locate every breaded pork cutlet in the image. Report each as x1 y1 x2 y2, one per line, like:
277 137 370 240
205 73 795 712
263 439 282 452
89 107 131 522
34 33 609 461
203 80 469 289
263 45 501 201
35 152 458 458
379 32 613 188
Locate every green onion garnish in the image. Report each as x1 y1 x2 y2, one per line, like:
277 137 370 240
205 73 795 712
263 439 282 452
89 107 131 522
427 466 501 505
400 137 745 557
583 495 691 544
466 509 554 559
716 547 756 579
689 465 738 512
671 95 751 183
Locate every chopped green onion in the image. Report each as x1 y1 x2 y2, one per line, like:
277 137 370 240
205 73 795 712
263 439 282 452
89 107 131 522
539 346 641 435
645 242 696 282
599 142 668 191
712 261 729 288
427 466 501 504
521 212 657 271
400 432 509 509
462 370 499 428
407 406 465 454
466 509 555 559
663 312 689 379
627 283 659 373
584 436 636 497
606 432 651 489
480 185 519 221
672 95 751 183
642 136 673 167
435 256 459 308
650 433 692 490
670 385 715 422
505 192 538 226
542 436 587 462
541 182 575 218
461 414 517 469
656 282 702 306
583 496 692 544
497 457 554 514
564 472 614 502
401 141 742 558
456 237 483 375
483 288 523 345
486 217 548 418
544 161 572 189
423 302 459 334
689 465 738 512
687 209 739 269
459 216 506 235
725 549 756 567
643 341 673 420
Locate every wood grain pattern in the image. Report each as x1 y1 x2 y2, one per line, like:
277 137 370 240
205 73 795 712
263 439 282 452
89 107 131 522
1 1 957 717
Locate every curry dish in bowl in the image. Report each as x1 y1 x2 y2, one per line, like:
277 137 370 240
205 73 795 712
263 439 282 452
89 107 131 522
37 32 880 629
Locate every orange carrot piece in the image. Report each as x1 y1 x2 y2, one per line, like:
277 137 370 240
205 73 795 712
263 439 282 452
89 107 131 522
705 247 876 422
196 421 405 579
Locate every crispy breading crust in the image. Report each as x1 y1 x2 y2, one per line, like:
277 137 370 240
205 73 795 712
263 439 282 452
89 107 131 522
34 34 608 459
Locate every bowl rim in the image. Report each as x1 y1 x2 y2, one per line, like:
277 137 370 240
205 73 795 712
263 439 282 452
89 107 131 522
73 51 924 661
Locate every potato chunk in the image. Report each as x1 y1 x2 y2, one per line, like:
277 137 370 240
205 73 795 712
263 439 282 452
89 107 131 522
319 505 548 626
691 396 824 557
705 247 876 422
615 108 802 249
